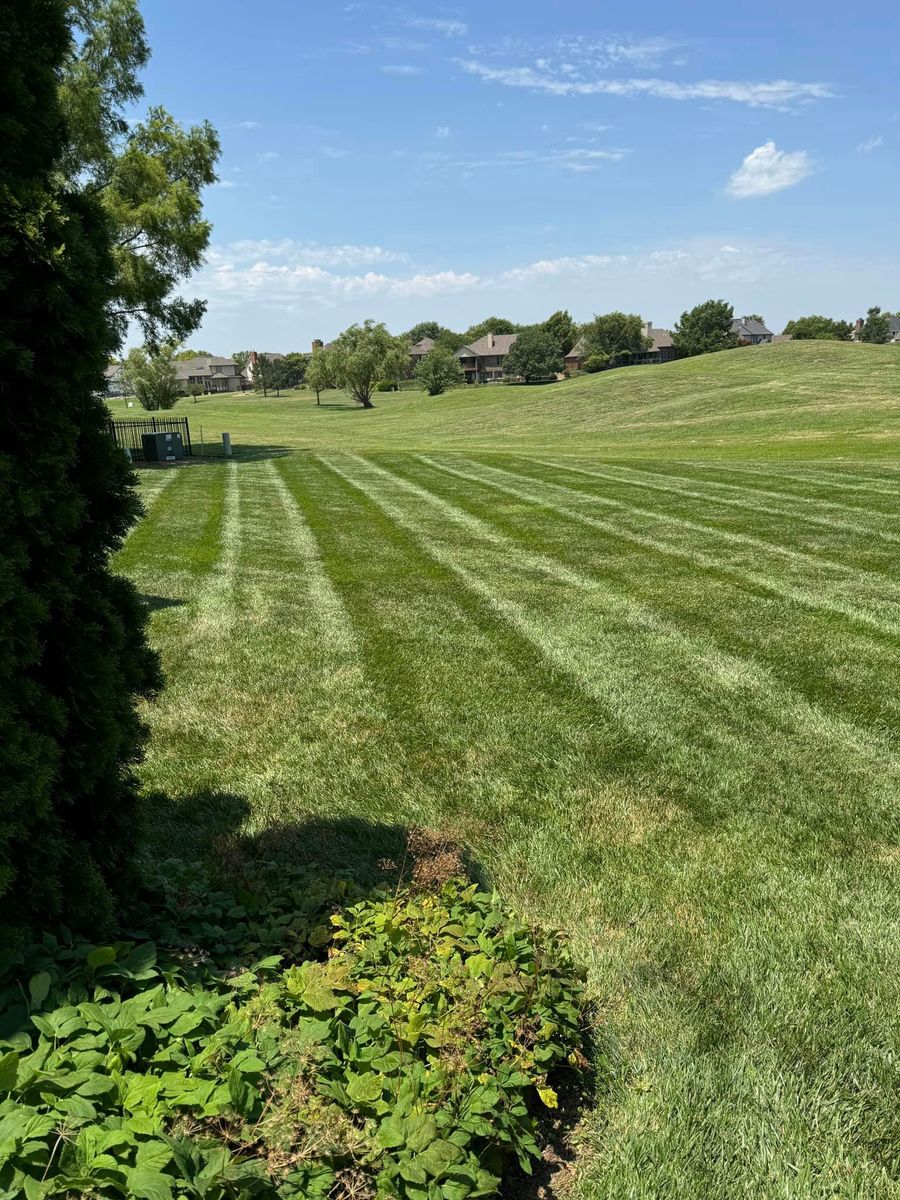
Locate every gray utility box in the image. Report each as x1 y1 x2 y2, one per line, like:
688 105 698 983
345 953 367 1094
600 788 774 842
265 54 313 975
142 431 184 463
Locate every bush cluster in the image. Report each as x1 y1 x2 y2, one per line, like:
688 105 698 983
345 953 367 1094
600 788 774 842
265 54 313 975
0 865 585 1199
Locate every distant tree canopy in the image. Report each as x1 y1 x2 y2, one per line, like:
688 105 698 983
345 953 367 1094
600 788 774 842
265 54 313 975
503 329 563 381
283 351 310 386
860 306 891 344
232 350 251 374
2 0 160 938
542 309 579 357
253 354 293 396
415 346 464 396
330 321 410 408
462 316 520 343
406 321 461 350
672 300 739 357
124 344 181 410
782 315 853 341
582 312 650 361
173 348 212 360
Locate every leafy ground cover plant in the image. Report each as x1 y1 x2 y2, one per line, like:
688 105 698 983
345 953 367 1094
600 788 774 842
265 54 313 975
0 862 585 1199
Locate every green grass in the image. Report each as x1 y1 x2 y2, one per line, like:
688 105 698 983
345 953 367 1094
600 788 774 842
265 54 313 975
116 341 900 1197
108 340 900 460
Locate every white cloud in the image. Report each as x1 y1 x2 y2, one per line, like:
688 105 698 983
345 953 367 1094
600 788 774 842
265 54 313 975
726 141 813 198
857 134 883 153
456 60 833 109
320 145 349 159
211 240 411 268
257 151 280 161
236 120 262 129
406 15 467 37
210 179 240 189
380 64 424 76
422 144 630 176
435 125 451 138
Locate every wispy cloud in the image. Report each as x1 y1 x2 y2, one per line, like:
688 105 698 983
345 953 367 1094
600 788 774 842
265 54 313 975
406 15 468 37
857 134 883 153
381 63 424 76
320 144 349 159
197 238 800 308
435 125 451 138
236 120 262 129
727 141 813 198
257 151 280 161
457 59 833 110
210 179 240 189
211 240 411 268
422 144 631 176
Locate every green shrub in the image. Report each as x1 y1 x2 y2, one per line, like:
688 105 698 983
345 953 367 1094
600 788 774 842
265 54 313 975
375 380 399 392
582 354 607 373
0 866 585 1199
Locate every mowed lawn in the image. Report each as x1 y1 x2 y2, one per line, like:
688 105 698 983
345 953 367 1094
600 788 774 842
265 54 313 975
115 347 900 1197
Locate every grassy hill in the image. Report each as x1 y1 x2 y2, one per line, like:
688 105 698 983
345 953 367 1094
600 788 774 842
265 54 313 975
109 340 900 460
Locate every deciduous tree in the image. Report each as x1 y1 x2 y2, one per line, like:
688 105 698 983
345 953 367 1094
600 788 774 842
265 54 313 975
330 321 409 408
61 1 220 346
502 329 563 381
463 316 520 343
582 312 650 362
672 300 739 357
306 347 335 405
782 315 853 341
1 0 160 938
124 344 181 409
415 346 464 395
542 309 579 357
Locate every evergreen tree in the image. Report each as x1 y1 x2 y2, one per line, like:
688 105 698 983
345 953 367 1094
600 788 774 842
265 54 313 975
0 0 161 940
860 306 891 344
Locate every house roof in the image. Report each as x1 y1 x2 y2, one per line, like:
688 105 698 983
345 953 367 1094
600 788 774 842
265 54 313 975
410 337 435 356
647 326 673 350
565 338 585 358
732 316 772 337
455 344 479 360
175 356 238 380
461 333 518 357
105 363 124 380
772 334 794 343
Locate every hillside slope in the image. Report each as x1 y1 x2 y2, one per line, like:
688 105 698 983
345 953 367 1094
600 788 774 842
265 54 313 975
110 341 900 459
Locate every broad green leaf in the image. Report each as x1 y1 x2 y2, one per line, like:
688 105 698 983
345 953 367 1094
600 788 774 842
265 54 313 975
126 1166 175 1200
0 1054 18 1093
86 947 117 970
345 1072 383 1105
405 1114 438 1154
419 1138 465 1179
376 1115 405 1149
537 1084 558 1109
28 974 51 1010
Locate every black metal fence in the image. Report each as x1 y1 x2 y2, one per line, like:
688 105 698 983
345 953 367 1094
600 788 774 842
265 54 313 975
107 416 192 461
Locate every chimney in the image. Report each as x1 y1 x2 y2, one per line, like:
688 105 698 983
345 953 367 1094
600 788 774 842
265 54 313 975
486 331 494 350
644 321 652 337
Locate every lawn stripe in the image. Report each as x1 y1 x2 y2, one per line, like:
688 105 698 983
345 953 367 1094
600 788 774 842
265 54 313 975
325 453 899 798
486 456 898 586
192 462 241 643
527 458 900 547
609 460 900 526
420 456 900 637
723 463 900 496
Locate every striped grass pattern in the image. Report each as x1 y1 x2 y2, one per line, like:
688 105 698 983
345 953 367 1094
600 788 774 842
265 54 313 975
120 451 900 1198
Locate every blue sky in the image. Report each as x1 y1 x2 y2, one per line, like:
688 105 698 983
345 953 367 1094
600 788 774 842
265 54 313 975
139 0 899 351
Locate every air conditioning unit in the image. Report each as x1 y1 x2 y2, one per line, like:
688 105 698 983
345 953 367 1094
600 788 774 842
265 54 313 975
141 431 184 463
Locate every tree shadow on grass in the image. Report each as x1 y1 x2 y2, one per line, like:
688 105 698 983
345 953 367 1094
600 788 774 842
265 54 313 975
138 594 186 613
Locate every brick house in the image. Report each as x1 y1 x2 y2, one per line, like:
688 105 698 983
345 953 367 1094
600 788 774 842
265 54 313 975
455 332 518 383
175 356 244 393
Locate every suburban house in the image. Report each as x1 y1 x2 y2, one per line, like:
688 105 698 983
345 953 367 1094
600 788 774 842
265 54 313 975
564 322 676 371
104 363 127 395
409 337 435 365
176 356 243 393
731 316 773 345
851 315 900 342
242 350 287 386
455 332 518 383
